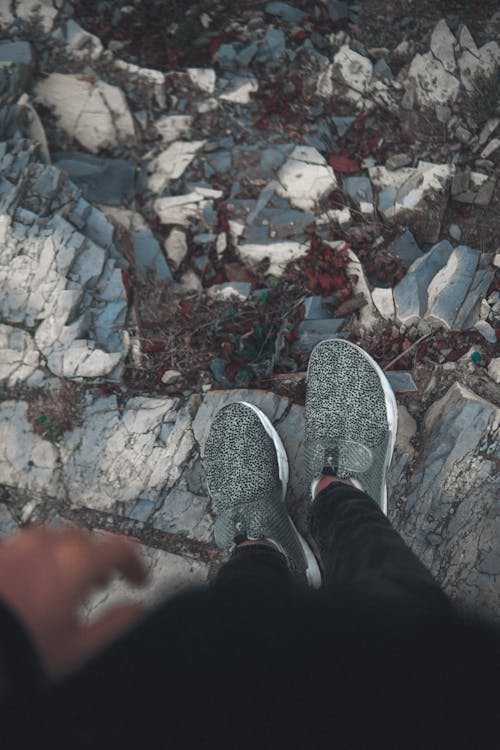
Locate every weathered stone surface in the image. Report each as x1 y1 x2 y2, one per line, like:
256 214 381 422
34 74 135 153
154 187 222 227
303 296 336 320
394 240 454 325
318 45 373 109
0 400 61 500
83 545 208 623
164 228 188 267
342 176 373 208
487 358 500 384
454 269 494 330
238 240 308 276
56 18 103 60
153 114 193 143
276 146 337 211
147 140 206 193
430 19 457 73
392 384 500 619
0 324 41 386
405 51 460 107
371 287 395 319
219 76 258 104
132 230 172 282
53 153 136 205
265 2 307 23
387 229 423 268
426 245 479 329
15 0 58 31
0 148 129 380
207 281 252 300
187 67 216 93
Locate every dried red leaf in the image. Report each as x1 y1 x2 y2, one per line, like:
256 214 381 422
224 262 255 284
328 155 361 173
292 30 308 42
253 119 270 130
178 299 192 320
209 35 225 55
144 342 166 354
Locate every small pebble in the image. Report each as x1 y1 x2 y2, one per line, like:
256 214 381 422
448 224 461 241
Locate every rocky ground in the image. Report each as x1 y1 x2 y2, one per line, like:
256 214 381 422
0 0 499 621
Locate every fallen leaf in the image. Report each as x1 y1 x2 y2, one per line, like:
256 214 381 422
328 155 361 173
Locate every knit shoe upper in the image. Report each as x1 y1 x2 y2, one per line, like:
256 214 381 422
305 339 398 513
204 401 321 586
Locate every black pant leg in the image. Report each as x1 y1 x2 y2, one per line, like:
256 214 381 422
213 543 295 596
310 482 453 623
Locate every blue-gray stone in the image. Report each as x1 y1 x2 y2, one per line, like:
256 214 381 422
246 189 274 225
426 245 479 329
303 296 336 319
94 300 127 350
265 2 308 23
387 229 423 268
238 42 259 68
53 153 136 206
68 197 92 230
84 206 114 250
262 207 314 237
373 58 393 79
293 318 346 352
0 40 33 65
29 164 61 197
328 0 349 20
0 504 18 537
332 116 355 136
206 150 232 173
119 498 157 523
343 176 373 207
215 43 238 70
244 223 270 242
394 240 454 325
385 371 417 393
193 255 209 272
254 26 286 63
193 233 217 245
378 186 397 214
474 320 497 343
133 230 172 281
151 489 211 540
303 120 336 152
259 147 286 174
454 270 493 330
204 136 234 152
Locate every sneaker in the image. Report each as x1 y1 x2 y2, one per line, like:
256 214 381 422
304 339 398 514
204 401 321 587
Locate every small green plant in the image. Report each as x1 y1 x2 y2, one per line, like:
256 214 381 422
37 414 64 446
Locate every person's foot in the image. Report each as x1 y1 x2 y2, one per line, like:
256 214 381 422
304 339 398 514
204 401 321 587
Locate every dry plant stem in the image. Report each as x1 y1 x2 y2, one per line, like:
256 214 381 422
383 332 432 371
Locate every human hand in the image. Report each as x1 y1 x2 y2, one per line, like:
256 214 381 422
0 524 148 679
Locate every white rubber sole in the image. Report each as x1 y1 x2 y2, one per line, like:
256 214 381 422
306 339 398 515
240 401 322 588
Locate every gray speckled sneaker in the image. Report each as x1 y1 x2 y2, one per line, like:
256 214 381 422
305 339 398 514
204 401 321 587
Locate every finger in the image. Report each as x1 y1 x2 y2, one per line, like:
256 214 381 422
88 535 149 587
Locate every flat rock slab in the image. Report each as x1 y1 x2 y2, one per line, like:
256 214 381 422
53 153 136 206
392 383 500 620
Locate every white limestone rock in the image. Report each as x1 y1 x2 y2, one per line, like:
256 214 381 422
347 248 377 331
0 324 42 386
15 0 58 31
153 115 193 143
487 358 500 384
318 45 373 110
219 76 258 104
180 269 202 292
164 228 188 267
187 68 216 93
405 51 460 106
457 41 500 92
277 146 337 211
154 188 222 226
147 140 205 194
57 18 103 60
0 400 61 499
61 396 195 512
371 287 396 320
34 73 135 154
98 206 148 232
238 241 308 276
426 245 479 329
113 59 166 108
369 161 453 221
430 19 457 73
